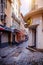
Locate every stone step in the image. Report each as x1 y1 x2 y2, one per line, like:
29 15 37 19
26 47 37 52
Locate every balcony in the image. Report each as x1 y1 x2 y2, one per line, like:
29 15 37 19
0 13 6 26
12 12 20 24
24 7 43 22
11 20 20 30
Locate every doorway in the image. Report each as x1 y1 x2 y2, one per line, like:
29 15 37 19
12 35 15 45
32 29 36 47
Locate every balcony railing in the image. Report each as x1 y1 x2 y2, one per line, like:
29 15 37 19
12 12 20 24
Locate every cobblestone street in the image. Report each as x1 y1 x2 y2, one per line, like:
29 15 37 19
0 41 43 65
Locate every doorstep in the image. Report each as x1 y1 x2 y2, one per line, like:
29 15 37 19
26 47 37 52
26 46 43 52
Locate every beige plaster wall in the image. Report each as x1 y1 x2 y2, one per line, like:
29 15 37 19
35 0 43 8
28 29 33 46
29 14 43 49
5 0 12 27
1 32 8 43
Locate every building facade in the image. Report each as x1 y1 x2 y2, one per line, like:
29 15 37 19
24 0 43 50
11 0 21 43
11 0 26 43
0 0 12 48
0 0 27 48
31 0 43 10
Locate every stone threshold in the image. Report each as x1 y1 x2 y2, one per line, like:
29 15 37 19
26 46 43 52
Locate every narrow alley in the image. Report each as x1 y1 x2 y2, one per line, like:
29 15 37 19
0 41 43 65
0 0 43 65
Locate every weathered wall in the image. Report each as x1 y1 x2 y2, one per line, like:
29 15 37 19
5 0 12 27
35 0 43 8
1 32 8 43
29 14 43 49
36 16 42 49
29 29 33 46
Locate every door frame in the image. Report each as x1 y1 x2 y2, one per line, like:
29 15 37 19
32 29 36 47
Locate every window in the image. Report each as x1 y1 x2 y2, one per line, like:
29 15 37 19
5 0 7 8
1 14 6 21
1 15 4 21
0 0 7 21
1 0 7 9
1 14 6 26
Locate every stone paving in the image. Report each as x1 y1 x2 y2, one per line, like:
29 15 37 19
0 41 43 65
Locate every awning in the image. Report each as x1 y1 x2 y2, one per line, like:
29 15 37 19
0 25 12 32
0 28 4 30
0 25 4 31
